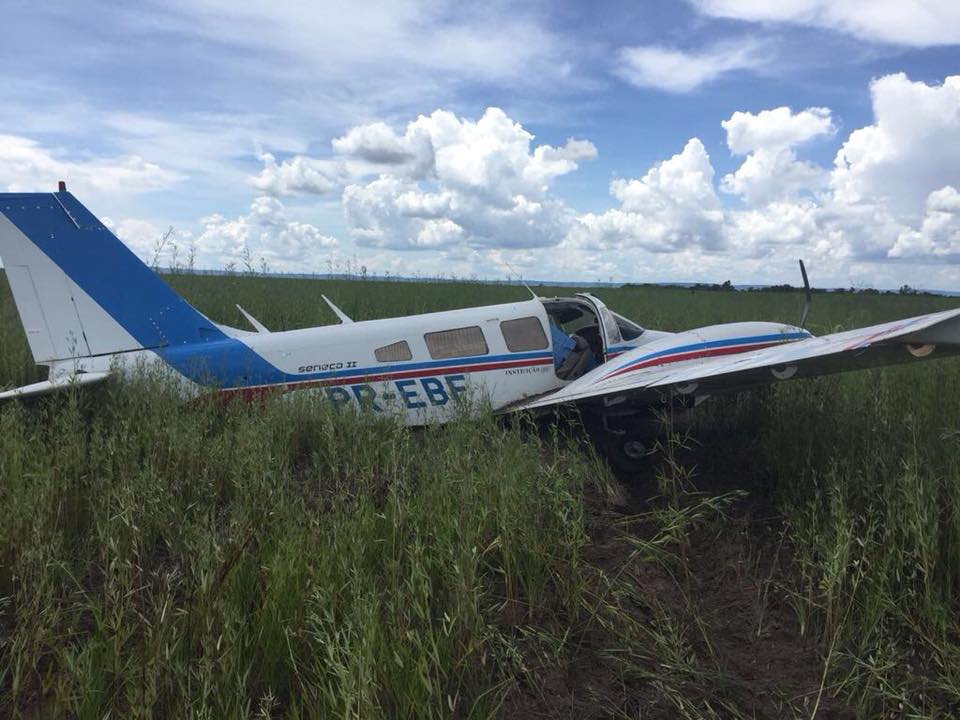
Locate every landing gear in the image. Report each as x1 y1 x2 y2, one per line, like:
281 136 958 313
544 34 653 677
594 411 661 475
604 431 656 474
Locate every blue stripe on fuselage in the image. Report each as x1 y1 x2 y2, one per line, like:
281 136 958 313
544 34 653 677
609 331 811 375
2 193 286 386
2 193 554 389
161 343 553 389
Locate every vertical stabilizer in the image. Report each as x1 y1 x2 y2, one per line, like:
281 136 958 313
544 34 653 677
0 188 219 363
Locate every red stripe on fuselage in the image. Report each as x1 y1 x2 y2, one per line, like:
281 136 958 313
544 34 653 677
218 356 553 402
605 340 782 380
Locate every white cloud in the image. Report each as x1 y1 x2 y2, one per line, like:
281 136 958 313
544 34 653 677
338 107 596 250
720 107 835 205
39 71 958 292
562 73 960 288
0 2 586 243
229 76 959 289
195 195 337 270
567 138 725 252
102 217 178 264
332 121 435 175
724 199 820 258
615 39 769 93
831 74 960 213
0 133 181 199
721 149 827 205
162 0 573 90
342 176 460 249
691 0 960 47
890 186 960 259
723 196 901 263
249 151 343 197
98 112 308 184
722 106 835 154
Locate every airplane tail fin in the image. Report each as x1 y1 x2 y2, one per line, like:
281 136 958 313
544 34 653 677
0 185 218 364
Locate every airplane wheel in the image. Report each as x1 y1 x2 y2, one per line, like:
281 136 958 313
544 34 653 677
605 433 655 474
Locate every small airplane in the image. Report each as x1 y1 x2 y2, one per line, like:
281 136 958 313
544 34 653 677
2 185 959 469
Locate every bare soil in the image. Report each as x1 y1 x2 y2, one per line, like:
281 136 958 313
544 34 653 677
501 436 853 719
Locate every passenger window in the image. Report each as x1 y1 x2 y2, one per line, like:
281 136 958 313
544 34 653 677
424 326 488 359
500 316 548 352
375 340 412 362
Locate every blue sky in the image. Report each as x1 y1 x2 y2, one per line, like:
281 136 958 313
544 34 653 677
2 1 960 289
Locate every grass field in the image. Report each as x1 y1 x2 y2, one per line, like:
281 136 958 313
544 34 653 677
1 270 959 718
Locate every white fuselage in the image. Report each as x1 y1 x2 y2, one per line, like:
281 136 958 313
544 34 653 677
48 295 807 426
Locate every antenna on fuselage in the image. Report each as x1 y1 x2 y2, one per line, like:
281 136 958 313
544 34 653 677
322 294 354 324
236 304 270 333
519 279 537 299
497 257 538 299
798 259 812 330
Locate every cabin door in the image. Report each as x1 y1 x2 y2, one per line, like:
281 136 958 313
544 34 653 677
575 293 623 362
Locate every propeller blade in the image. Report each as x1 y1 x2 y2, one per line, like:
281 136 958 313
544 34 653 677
798 259 812 329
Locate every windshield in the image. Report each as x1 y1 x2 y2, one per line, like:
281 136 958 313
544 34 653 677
612 312 644 341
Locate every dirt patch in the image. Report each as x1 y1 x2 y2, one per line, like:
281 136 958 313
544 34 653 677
501 440 852 719
680 500 848 718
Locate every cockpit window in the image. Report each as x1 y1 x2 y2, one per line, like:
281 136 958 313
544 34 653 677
613 312 644 341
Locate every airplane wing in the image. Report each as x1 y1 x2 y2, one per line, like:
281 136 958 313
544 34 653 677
0 371 111 400
516 308 960 411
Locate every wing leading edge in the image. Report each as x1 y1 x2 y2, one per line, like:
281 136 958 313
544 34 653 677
517 308 960 411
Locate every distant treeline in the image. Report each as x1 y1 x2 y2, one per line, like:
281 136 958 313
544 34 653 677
622 280 941 297
1 265 948 297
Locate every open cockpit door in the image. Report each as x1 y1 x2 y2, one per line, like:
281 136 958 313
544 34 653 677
575 293 623 361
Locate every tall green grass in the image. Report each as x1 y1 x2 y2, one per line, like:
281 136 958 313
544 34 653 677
746 366 960 716
2 269 960 716
0 382 602 717
0 379 773 718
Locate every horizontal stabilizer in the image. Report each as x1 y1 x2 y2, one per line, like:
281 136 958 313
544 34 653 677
0 371 111 400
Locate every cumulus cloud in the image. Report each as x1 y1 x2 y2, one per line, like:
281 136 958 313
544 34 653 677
225 75 960 288
0 133 180 198
721 150 827 206
615 39 770 93
831 74 960 213
191 73 959 289
890 186 960 259
77 72 957 290
722 106 835 154
723 199 820 257
568 139 724 252
723 196 900 263
720 106 835 205
563 73 960 287
337 107 596 250
691 0 960 47
248 151 343 197
195 195 337 270
332 121 435 176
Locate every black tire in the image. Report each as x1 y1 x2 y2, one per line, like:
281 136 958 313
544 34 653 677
604 433 655 475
